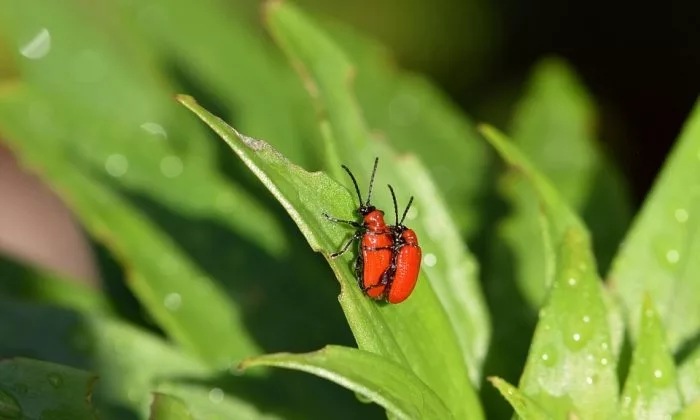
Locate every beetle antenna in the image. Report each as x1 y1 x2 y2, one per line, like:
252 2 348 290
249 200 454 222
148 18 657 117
341 165 363 205
388 184 399 226
365 157 379 205
400 196 414 225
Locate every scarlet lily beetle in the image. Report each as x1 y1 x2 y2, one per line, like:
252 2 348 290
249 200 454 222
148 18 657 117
323 158 394 300
384 184 421 304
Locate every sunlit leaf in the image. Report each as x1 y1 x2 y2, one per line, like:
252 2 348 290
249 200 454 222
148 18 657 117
618 295 682 419
610 98 700 351
482 126 619 419
487 377 553 419
149 393 194 420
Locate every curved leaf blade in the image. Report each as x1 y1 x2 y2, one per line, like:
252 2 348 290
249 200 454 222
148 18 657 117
240 345 451 420
0 358 98 420
487 377 553 420
618 295 682 419
178 95 482 419
610 99 700 351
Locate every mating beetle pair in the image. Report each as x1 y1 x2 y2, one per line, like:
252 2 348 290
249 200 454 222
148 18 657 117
323 158 421 304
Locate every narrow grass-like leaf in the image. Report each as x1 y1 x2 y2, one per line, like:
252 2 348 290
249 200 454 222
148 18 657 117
262 2 486 411
240 345 451 420
150 393 194 420
618 295 682 419
0 358 97 420
610 99 700 351
487 377 553 420
178 95 482 419
481 126 619 419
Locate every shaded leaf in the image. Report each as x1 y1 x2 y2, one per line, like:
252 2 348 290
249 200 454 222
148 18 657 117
487 377 553 420
0 358 97 420
618 295 682 419
609 98 700 351
150 393 194 420
240 345 451 420
0 254 112 314
178 95 482 419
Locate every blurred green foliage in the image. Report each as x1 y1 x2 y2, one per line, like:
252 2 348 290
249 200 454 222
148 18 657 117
0 0 698 419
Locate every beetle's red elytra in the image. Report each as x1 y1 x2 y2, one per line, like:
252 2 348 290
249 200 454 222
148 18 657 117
324 159 421 304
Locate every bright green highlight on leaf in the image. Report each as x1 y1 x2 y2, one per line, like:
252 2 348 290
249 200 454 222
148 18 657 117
618 295 682 419
610 99 700 352
241 345 452 420
488 377 553 419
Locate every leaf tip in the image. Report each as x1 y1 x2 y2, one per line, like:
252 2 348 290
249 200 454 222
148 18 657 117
174 94 195 106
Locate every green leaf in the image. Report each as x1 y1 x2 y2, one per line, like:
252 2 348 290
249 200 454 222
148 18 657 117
0 358 97 420
156 383 284 420
0 298 211 417
150 393 194 420
0 254 112 314
487 377 553 420
502 57 632 307
673 399 700 420
178 95 482 419
678 344 700 404
618 295 682 419
481 126 619 419
609 98 700 351
262 0 487 407
240 345 451 420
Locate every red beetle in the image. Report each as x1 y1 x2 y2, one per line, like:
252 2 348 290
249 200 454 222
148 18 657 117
384 185 422 304
323 158 394 299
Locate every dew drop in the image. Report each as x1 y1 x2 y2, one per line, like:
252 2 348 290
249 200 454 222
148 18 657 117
105 154 128 177
140 122 168 138
675 208 689 223
567 277 577 286
601 358 608 366
582 315 591 324
601 342 609 351
208 387 224 404
20 28 51 60
423 253 437 267
540 346 558 367
585 376 594 385
0 389 22 419
573 333 581 342
46 373 62 389
160 156 183 178
654 369 663 379
666 249 680 264
541 353 549 361
163 293 182 311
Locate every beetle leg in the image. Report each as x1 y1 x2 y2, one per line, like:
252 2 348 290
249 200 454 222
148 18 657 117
330 231 362 258
322 213 363 229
